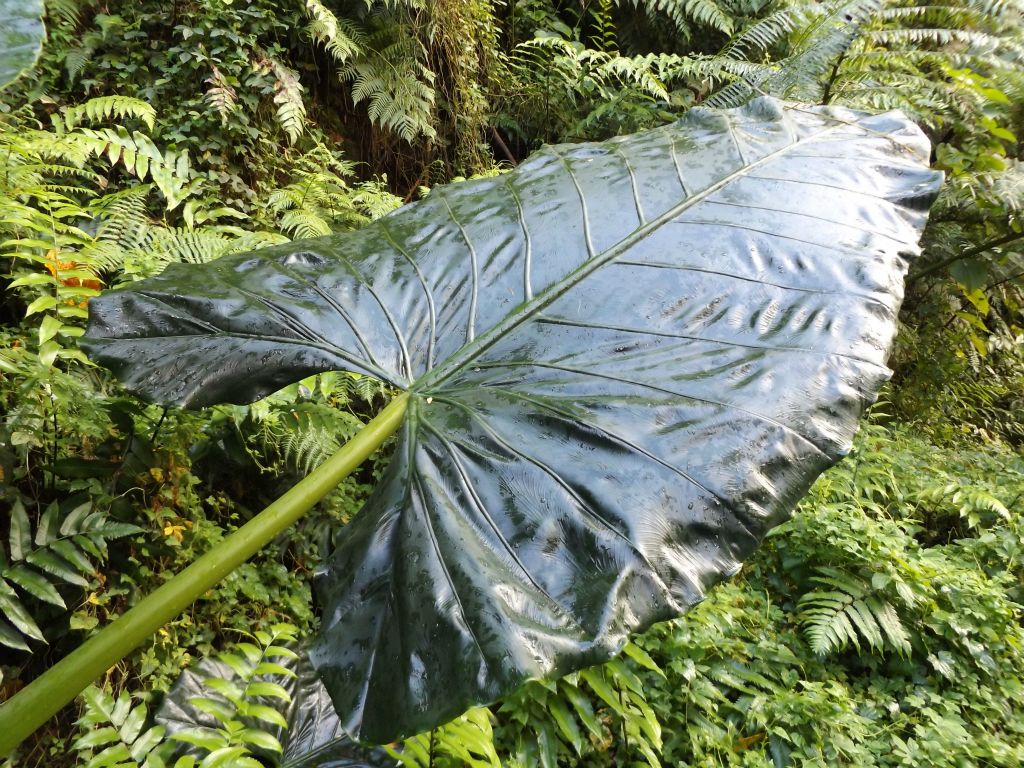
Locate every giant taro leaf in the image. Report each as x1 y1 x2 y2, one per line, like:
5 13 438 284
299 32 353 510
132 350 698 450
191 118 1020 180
82 98 943 743
0 0 44 90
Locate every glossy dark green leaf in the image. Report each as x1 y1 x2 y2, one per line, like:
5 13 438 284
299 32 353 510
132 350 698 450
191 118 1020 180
26 549 89 587
0 616 31 652
0 579 45 642
4 565 66 607
0 0 44 90
83 98 942 743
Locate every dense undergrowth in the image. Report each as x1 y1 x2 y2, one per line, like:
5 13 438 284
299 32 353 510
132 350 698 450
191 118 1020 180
2 0 1023 766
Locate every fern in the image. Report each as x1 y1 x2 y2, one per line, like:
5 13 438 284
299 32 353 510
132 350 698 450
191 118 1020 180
720 5 809 61
204 66 239 127
798 567 912 656
501 34 702 141
61 96 157 132
495 643 664 767
265 145 402 237
305 0 366 65
146 228 267 266
249 400 362 475
69 126 198 210
341 23 437 142
91 187 156 257
165 624 299 763
391 709 501 768
73 686 177 768
591 0 619 52
620 0 736 36
0 499 139 652
46 0 82 28
264 57 307 145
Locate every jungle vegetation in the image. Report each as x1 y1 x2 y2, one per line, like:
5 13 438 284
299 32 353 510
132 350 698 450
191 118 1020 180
1 1 1023 766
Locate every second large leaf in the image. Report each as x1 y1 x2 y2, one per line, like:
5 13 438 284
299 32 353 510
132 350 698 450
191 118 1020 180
82 98 943 743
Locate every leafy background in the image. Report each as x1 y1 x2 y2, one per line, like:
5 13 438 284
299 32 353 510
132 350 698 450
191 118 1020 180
1 0 1023 766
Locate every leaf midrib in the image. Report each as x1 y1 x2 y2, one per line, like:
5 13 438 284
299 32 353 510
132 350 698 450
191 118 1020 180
413 109 860 394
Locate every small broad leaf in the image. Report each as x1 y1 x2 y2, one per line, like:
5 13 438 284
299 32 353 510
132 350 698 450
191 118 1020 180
198 747 259 768
119 704 148 745
171 729 227 753
949 257 988 291
34 502 60 546
244 682 291 701
130 724 167 761
561 683 602 739
8 498 31 561
545 695 585 755
50 539 96 575
86 742 133 766
622 642 664 677
235 703 287 730
187 697 234 725
84 98 942 743
60 502 95 535
238 728 283 753
72 726 120 751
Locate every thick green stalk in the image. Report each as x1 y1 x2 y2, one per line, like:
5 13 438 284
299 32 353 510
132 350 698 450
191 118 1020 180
0 392 408 757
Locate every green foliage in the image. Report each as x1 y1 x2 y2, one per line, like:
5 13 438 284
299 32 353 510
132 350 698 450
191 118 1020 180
168 624 298 764
0 499 138 652
466 418 1024 768
240 372 387 477
621 0 737 36
3 0 1024 764
72 686 178 768
265 146 402 239
798 567 912 656
0 84 392 764
258 56 307 146
341 30 437 144
391 709 501 768
629 425 1023 767
495 31 694 145
70 626 305 768
495 646 664 768
61 96 157 132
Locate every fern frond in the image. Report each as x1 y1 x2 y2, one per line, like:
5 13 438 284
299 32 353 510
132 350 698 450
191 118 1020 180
262 57 307 145
798 568 912 656
619 0 736 36
147 228 237 265
69 127 197 210
63 44 93 82
91 186 155 253
305 0 366 65
721 6 808 60
0 500 138 652
62 96 156 131
279 422 339 475
204 65 239 126
73 685 170 768
592 0 619 52
864 27 1002 50
340 27 437 142
279 209 333 239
